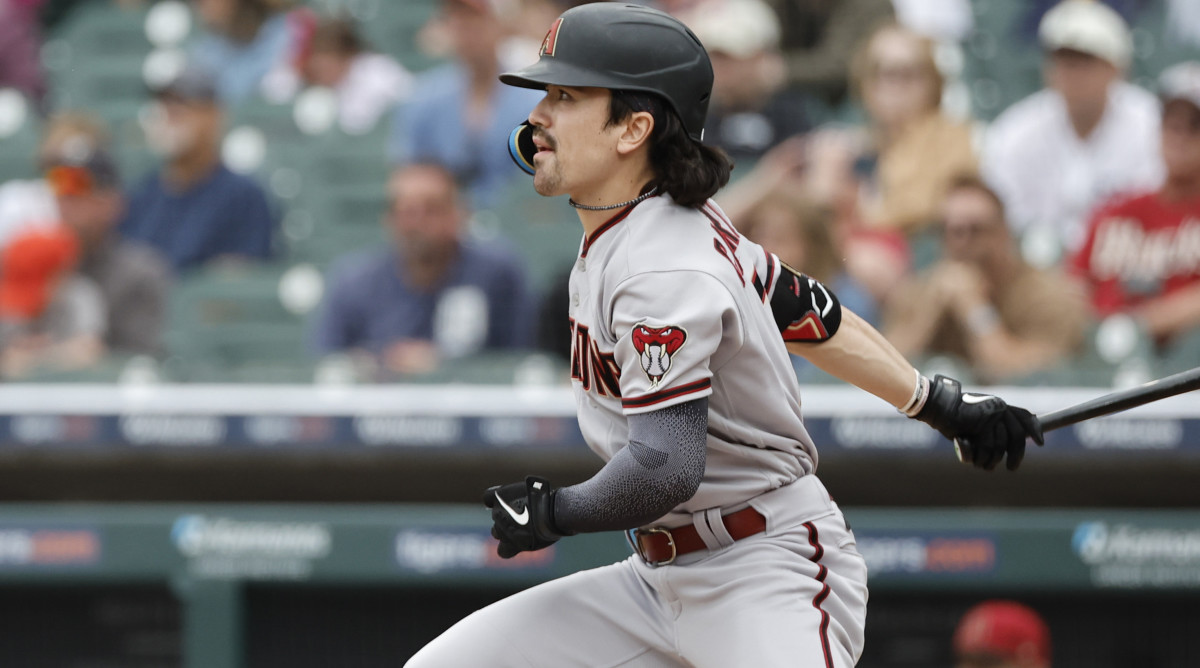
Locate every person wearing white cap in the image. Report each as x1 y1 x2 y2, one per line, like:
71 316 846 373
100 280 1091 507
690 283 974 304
1072 61 1200 349
678 0 810 163
981 0 1163 257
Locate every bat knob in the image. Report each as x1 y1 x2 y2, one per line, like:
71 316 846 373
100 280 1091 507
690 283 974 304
953 438 970 464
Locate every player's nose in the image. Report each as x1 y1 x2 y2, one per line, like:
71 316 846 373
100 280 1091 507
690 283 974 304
528 95 552 129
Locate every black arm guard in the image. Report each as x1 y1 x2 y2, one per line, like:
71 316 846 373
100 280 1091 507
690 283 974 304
770 262 842 343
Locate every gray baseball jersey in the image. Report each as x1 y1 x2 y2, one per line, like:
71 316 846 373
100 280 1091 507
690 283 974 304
569 195 817 527
407 195 868 668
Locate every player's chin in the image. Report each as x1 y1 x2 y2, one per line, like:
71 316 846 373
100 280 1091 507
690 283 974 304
532 171 562 197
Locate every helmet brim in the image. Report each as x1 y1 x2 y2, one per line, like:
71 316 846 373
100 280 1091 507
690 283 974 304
500 58 631 92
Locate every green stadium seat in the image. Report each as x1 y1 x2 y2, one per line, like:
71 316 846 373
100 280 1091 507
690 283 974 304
166 264 315 381
0 110 41 184
487 182 581 296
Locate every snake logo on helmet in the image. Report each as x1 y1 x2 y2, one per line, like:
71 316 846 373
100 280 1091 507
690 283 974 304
504 3 715 173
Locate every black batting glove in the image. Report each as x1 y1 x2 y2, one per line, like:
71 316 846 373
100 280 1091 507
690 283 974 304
484 476 570 558
913 375 1044 471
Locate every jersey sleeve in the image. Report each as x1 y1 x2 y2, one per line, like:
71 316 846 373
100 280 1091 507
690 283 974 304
609 270 737 415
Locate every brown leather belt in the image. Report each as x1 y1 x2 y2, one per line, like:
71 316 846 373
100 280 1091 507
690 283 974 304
631 507 767 566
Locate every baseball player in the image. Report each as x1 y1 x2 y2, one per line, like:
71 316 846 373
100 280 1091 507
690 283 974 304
406 4 1043 667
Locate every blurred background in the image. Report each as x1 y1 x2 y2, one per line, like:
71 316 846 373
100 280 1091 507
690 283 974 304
1 0 1200 665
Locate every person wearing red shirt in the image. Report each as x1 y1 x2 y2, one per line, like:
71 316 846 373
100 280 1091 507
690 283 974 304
1074 61 1200 346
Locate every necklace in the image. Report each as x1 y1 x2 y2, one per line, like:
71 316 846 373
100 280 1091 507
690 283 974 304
569 187 658 211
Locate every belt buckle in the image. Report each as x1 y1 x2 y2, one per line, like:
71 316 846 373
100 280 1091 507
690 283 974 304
632 527 677 567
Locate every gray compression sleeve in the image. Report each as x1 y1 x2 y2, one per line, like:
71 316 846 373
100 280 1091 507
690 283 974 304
553 397 708 534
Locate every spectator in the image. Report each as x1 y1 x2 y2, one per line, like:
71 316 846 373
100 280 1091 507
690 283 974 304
388 0 543 207
1073 62 1200 349
0 112 107 250
122 66 276 273
884 175 1087 383
45 143 171 355
0 0 47 111
737 187 878 326
292 16 414 134
727 23 975 234
982 0 1163 256
188 0 309 104
313 163 534 377
762 0 893 108
680 0 810 164
849 22 978 235
953 600 1052 668
0 227 106 378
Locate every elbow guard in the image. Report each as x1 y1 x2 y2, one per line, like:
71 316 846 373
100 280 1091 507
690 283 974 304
770 262 842 343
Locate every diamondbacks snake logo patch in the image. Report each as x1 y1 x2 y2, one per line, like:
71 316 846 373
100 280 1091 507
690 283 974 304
632 324 687 389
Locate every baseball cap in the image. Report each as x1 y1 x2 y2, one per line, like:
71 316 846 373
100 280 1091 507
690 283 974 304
953 600 1051 664
1039 0 1132 69
1159 61 1200 110
685 0 781 59
0 227 80 321
150 64 219 103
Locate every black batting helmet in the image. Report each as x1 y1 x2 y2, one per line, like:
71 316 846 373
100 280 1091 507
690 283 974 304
499 3 714 143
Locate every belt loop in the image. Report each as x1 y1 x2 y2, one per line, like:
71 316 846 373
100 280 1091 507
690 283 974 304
705 507 735 548
691 510 720 550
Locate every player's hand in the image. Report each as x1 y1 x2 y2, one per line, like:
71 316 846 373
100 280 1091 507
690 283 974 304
912 375 1044 471
484 476 569 558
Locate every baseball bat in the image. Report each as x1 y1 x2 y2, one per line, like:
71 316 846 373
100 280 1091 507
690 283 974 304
1037 366 1200 433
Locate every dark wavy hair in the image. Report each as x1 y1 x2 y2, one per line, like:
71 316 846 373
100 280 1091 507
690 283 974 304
606 91 732 209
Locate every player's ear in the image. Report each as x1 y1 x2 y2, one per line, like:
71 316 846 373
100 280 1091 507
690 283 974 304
616 111 654 156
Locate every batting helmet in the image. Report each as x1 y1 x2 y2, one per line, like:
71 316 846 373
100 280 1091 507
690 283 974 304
499 3 714 143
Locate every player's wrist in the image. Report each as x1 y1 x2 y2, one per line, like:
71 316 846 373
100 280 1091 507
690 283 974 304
897 370 931 417
542 487 575 538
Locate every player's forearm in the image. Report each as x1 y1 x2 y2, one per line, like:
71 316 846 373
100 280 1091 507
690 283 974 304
788 309 917 408
553 398 709 534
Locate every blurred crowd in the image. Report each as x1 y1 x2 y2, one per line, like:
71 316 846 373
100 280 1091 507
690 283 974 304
0 0 1199 385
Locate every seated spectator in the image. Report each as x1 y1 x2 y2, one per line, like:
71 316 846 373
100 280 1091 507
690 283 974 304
737 188 878 326
728 23 975 236
313 163 534 377
1073 62 1200 349
982 0 1162 256
718 132 912 308
0 227 106 378
291 16 414 134
188 0 309 104
762 0 893 108
680 0 810 164
0 0 47 112
45 143 171 355
389 0 543 207
848 22 978 235
953 600 1052 668
0 112 107 250
884 176 1087 383
122 66 276 273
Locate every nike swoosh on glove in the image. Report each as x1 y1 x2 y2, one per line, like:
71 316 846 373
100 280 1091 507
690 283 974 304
484 476 571 558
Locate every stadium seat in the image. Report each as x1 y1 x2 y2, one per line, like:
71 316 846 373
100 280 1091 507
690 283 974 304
963 0 1043 121
0 105 41 183
487 182 581 296
165 264 314 381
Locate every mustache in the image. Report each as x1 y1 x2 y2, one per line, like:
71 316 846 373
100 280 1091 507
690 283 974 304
534 130 557 150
